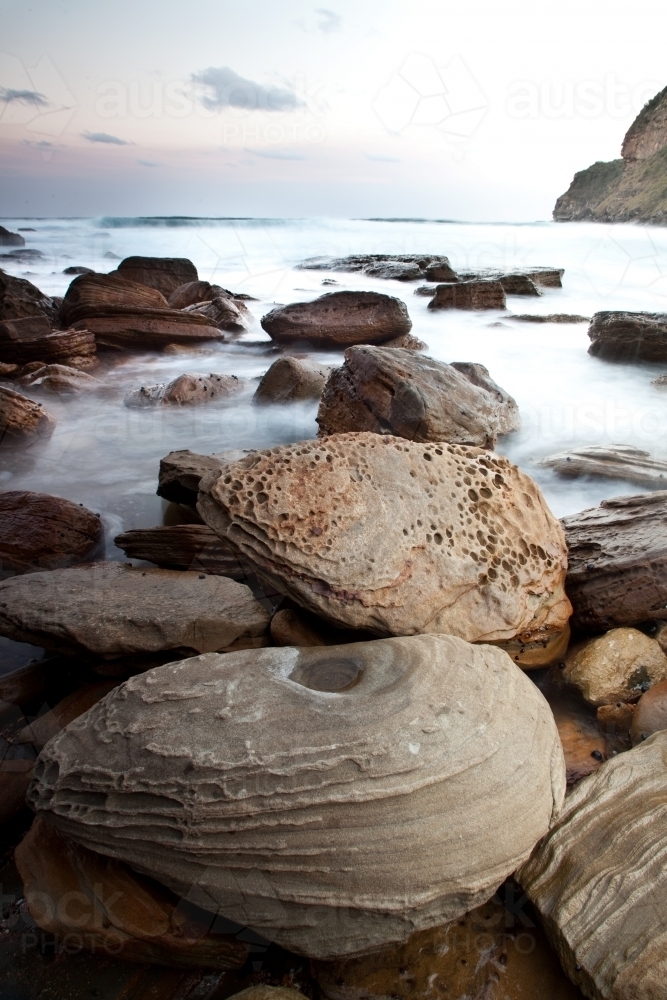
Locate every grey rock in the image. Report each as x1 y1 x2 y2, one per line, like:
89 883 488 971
261 291 412 348
254 356 330 404
543 444 667 487
588 311 667 362
428 280 506 311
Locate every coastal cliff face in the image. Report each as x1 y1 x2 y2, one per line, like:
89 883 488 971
554 85 667 224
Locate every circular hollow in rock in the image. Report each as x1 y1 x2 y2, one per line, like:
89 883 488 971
290 656 362 691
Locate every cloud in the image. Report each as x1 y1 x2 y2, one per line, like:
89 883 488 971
0 87 49 107
245 147 307 160
23 139 55 149
192 66 304 112
365 153 401 162
317 8 342 33
82 130 133 145
137 158 161 167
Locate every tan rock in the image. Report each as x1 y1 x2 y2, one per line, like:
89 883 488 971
0 562 270 658
428 280 506 311
517 732 667 1000
0 316 97 366
0 490 103 573
254 356 329 404
630 678 667 745
114 524 246 578
124 372 245 407
0 385 56 447
494 623 570 669
0 270 59 323
261 291 412 348
115 256 198 297
27 634 565 959
0 362 18 376
270 607 329 646
15 816 248 969
184 297 246 331
381 332 427 350
198 433 571 644
168 280 250 314
157 449 244 505
563 627 667 706
18 363 103 393
543 444 667 487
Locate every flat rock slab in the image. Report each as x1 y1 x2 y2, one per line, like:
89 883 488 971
158 449 247 505
316 347 519 448
587 311 667 362
254 356 330 403
125 373 245 407
427 280 506 310
197 432 571 644
0 271 59 323
511 314 589 323
0 385 56 447
297 254 457 282
261 291 412 348
27 634 565 959
19 364 103 393
0 317 97 366
115 256 199 297
0 490 103 573
0 562 269 658
518 732 667 1000
543 443 667 486
457 267 564 288
562 492 667 631
114 524 246 578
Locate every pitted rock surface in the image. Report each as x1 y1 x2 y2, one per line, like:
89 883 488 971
197 432 571 643
124 373 245 407
27 634 565 959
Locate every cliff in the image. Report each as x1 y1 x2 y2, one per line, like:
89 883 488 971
554 85 667 224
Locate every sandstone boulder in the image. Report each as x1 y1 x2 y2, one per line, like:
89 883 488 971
0 270 59 323
427 280 506 311
0 490 103 573
518 732 667 1000
543 444 667 486
316 347 519 448
0 316 97 366
18 363 103 394
587 311 667 362
183 296 246 331
261 291 412 348
254 356 329 404
115 256 198 297
197 433 571 644
562 492 667 631
15 816 248 969
27 634 565 958
157 449 242 505
114 524 246 579
630 678 667 745
297 254 456 282
563 627 667 706
0 386 56 447
0 562 270 658
125 373 245 407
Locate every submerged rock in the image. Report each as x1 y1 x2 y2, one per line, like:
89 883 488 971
543 443 667 487
124 373 245 407
18 363 103 394
254 356 330 404
316 347 519 448
518 732 667 1000
630 678 667 745
0 490 103 573
511 313 589 323
0 316 97 367
261 291 412 348
0 562 270 658
587 311 667 362
0 385 56 447
297 254 456 282
563 627 667 706
27 634 565 959
115 256 198 297
427 280 506 311
114 524 246 579
197 433 571 644
0 270 59 324
0 226 24 247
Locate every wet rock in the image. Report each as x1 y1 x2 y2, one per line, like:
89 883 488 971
587 310 667 362
562 492 667 631
0 386 56 447
563 627 667 706
0 226 24 247
427 280 506 311
157 449 244 506
538 679 609 786
27 634 565 959
449 361 521 435
652 373 667 386
458 267 565 289
630 678 667 745
0 562 270 658
63 265 93 275
269 607 329 646
0 270 59 324
495 274 541 295
297 254 456 282
114 525 246 579
198 433 571 644
381 332 427 350
0 660 51 707
518 732 667 1000
543 444 667 486
124 373 245 408
512 314 590 324
17 681 116 749
261 291 412 348
494 624 570 670
183 296 246 331
316 347 519 448
18 363 104 394
0 316 97 366
597 701 635 748
254 357 330 404
0 362 18 377
0 490 103 573
15 816 249 969
115 256 198 297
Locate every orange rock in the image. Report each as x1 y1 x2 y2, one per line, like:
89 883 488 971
630 678 667 745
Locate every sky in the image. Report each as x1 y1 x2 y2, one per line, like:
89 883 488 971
0 0 665 220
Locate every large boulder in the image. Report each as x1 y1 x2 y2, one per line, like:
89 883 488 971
114 524 246 579
587 311 667 362
563 628 667 706
297 254 457 282
197 433 571 644
543 444 667 487
0 316 97 367
0 562 270 658
115 256 198 297
316 347 519 447
427 280 506 311
124 372 245 407
518 732 667 1000
261 291 412 348
0 490 103 573
0 385 56 447
562 492 667 631
254 356 330 404
0 270 59 324
27 634 566 959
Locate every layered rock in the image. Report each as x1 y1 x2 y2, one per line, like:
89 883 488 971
0 562 269 658
0 386 56 447
197 433 571 644
316 347 519 448
0 270 59 324
297 254 457 282
518 732 667 999
427 280 506 311
15 816 248 969
125 373 245 407
114 524 246 579
587 311 667 362
0 490 103 573
157 449 241 506
27 634 566 958
18 364 103 394
457 267 564 289
562 492 667 631
115 256 199 297
630 679 667 745
183 296 246 331
261 291 412 348
563 628 667 706
254 356 330 404
0 316 97 367
543 444 667 486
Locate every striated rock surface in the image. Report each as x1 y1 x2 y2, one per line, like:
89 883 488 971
297 254 457 282
254 356 329 404
563 627 667 706
457 267 564 289
15 816 249 969
0 317 97 367
157 449 243 506
18 363 103 394
0 385 56 447
0 270 59 324
114 524 246 579
27 634 566 959
0 562 269 658
125 372 245 408
261 291 412 348
316 347 519 448
115 256 199 297
0 490 103 573
543 443 667 486
587 311 667 362
630 678 667 745
428 280 506 311
562 492 667 631
197 433 571 644
518 732 667 1000
184 296 246 331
